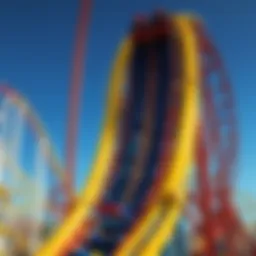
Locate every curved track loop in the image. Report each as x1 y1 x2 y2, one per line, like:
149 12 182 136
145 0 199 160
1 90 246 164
35 14 199 256
114 15 200 256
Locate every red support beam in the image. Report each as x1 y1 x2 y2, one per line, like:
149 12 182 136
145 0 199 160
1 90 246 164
65 0 92 208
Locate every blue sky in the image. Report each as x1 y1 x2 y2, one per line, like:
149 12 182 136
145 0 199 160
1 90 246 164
0 1 255 216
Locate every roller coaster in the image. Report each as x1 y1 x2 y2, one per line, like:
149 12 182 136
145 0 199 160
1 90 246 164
0 1 255 255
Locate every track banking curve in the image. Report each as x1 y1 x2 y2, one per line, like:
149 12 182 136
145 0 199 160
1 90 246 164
35 14 199 256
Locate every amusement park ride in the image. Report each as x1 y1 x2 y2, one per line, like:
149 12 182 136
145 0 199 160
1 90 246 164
0 0 255 255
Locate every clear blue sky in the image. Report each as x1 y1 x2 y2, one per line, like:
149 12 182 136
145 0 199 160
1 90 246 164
0 1 255 211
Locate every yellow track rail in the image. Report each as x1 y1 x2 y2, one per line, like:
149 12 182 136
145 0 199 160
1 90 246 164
36 37 131 256
36 14 200 256
114 15 200 256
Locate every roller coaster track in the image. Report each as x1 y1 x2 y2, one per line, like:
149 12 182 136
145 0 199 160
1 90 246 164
35 13 199 256
1 0 253 255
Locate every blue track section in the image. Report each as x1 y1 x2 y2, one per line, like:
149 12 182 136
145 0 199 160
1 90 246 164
72 18 188 256
108 41 149 203
84 35 151 255
131 33 171 212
